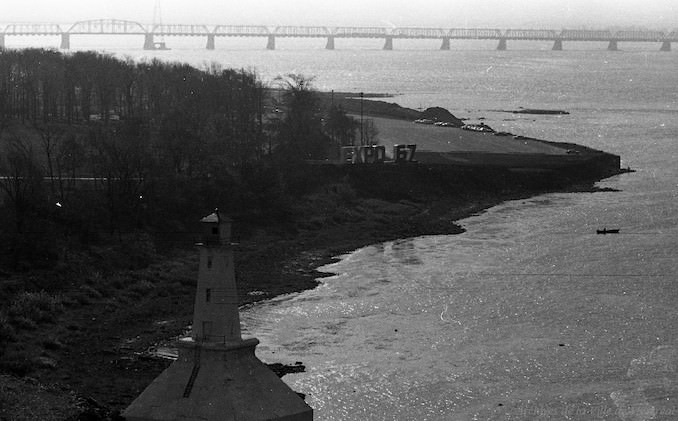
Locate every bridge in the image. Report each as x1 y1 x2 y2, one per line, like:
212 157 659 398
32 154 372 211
1 19 677 51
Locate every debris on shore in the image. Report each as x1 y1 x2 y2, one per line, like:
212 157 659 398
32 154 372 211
508 108 570 115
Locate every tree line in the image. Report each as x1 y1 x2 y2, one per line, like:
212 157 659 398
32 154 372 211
0 48 366 270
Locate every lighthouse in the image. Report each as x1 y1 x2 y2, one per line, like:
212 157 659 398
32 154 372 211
191 211 241 344
123 210 313 421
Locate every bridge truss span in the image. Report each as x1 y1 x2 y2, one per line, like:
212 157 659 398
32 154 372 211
151 24 210 36
67 19 147 35
505 29 559 40
274 26 330 37
448 28 503 39
611 30 666 41
391 27 447 39
4 23 63 35
560 29 613 41
213 25 270 37
333 27 388 38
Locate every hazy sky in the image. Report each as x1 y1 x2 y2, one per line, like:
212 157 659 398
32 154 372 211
3 0 677 29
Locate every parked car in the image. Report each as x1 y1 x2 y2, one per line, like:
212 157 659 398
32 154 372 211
414 118 435 124
462 123 495 133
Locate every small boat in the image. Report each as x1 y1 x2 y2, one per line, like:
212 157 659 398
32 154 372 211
152 41 171 51
597 228 620 235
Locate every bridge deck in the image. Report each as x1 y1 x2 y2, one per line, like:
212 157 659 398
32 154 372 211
2 20 676 51
1 20 676 42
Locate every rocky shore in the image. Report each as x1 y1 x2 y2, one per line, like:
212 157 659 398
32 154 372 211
0 97 625 420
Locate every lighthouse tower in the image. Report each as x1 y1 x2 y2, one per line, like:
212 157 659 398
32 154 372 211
191 211 241 344
123 211 313 421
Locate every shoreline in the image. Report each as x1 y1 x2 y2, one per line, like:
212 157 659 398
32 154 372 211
52 173 622 416
1 176 620 419
0 97 626 419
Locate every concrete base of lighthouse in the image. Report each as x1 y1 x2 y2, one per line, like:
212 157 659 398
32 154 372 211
123 338 313 421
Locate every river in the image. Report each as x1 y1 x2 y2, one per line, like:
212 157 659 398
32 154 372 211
56 38 678 419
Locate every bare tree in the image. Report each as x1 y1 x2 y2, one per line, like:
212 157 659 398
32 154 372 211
272 74 331 160
0 138 44 231
34 122 65 199
324 104 358 146
0 138 46 267
361 118 379 146
89 120 150 234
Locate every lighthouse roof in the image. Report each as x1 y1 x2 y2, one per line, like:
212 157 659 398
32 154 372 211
200 211 232 224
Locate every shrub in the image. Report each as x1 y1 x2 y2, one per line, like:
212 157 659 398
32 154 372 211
110 276 126 290
79 285 103 299
9 316 37 331
330 182 357 204
129 279 154 296
8 291 63 326
0 312 16 352
42 337 64 350
72 292 91 306
0 347 34 376
111 233 159 269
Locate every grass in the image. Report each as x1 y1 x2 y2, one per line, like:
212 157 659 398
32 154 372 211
0 312 17 345
0 291 64 376
8 291 64 326
0 374 80 421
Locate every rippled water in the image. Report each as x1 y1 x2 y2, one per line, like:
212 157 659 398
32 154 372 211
240 195 678 419
44 39 677 419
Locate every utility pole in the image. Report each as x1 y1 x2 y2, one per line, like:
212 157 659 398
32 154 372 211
360 92 364 145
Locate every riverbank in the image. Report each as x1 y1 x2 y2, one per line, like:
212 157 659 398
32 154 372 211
0 100 625 420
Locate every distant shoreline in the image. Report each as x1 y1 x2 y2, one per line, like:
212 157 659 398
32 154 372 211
316 90 422 121
318 91 570 120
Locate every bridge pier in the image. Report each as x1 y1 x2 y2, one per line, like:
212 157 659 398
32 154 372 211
383 36 393 50
660 41 671 52
60 33 70 49
496 38 507 50
325 36 335 50
266 35 276 50
607 40 618 51
552 39 563 51
206 34 215 50
0 34 4 49
143 33 155 50
440 37 450 50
